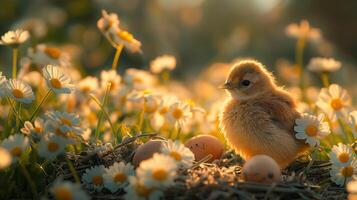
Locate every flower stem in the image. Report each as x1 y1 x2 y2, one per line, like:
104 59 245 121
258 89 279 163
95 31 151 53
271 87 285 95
112 44 124 70
16 103 22 132
29 89 52 122
6 97 24 125
65 156 80 183
321 72 330 88
19 161 38 199
12 48 18 79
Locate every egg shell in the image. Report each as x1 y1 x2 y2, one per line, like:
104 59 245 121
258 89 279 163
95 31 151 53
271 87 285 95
184 135 224 162
132 140 163 167
242 154 281 184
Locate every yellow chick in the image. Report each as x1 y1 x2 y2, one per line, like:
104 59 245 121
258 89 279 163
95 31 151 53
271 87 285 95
219 60 308 168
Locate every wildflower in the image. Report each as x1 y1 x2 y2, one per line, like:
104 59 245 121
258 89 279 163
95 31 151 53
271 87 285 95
316 84 351 121
5 79 35 103
136 153 177 188
0 134 29 163
100 69 121 92
150 55 176 74
124 176 163 200
82 165 106 191
285 20 321 41
38 133 68 159
349 111 357 138
330 158 357 186
307 57 341 73
103 162 135 193
28 44 70 67
124 68 156 90
127 90 161 113
330 143 354 167
21 118 45 139
77 76 99 95
294 113 330 147
42 65 74 94
46 111 83 135
97 10 142 52
50 179 90 200
167 101 192 128
0 147 11 169
161 140 195 168
0 29 29 46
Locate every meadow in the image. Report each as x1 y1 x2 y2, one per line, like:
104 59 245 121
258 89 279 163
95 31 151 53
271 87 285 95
0 4 356 200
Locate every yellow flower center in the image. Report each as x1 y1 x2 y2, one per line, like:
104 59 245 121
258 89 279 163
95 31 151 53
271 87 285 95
51 78 62 89
47 141 59 152
44 47 61 59
92 175 103 185
35 127 43 133
117 30 134 42
172 108 183 120
10 147 22 157
55 128 68 137
341 166 354 177
135 184 151 197
12 89 24 98
305 124 318 137
54 187 72 200
113 173 127 183
338 152 350 163
144 101 158 113
133 76 143 83
169 151 182 161
159 107 168 115
152 169 167 181
61 118 72 126
81 86 91 92
331 98 343 111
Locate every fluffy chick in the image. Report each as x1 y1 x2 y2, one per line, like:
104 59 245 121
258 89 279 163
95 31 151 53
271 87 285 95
219 60 308 168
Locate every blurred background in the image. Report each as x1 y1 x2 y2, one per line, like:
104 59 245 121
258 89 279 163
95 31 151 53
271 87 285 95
0 0 356 86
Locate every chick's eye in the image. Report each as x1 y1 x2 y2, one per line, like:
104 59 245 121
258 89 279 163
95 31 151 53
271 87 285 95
241 80 250 86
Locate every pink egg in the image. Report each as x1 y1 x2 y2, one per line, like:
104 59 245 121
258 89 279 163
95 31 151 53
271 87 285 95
185 135 224 162
242 155 281 184
132 140 163 167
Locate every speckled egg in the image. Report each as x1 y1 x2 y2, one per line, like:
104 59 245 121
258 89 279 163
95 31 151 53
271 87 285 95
132 140 163 167
184 135 224 162
242 155 281 184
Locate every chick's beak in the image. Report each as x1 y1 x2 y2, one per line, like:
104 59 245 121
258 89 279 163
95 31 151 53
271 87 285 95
219 82 234 89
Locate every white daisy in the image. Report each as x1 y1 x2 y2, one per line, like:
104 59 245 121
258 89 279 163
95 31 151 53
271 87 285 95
20 118 45 139
0 134 29 163
307 57 341 73
348 111 357 138
50 179 90 200
161 140 195 168
316 84 351 121
330 143 354 167
77 76 99 95
150 55 176 74
0 29 30 46
0 147 11 169
136 153 177 188
124 68 157 90
46 110 83 135
42 65 74 94
100 69 121 92
82 165 106 191
285 20 321 41
97 10 120 33
167 101 192 129
103 162 135 193
5 79 35 103
38 133 68 159
294 113 330 147
110 29 142 53
124 176 163 200
28 44 70 67
330 159 357 186
127 90 161 114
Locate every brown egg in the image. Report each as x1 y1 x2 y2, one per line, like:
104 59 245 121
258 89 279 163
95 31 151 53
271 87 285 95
184 135 224 162
242 155 281 184
132 140 163 167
